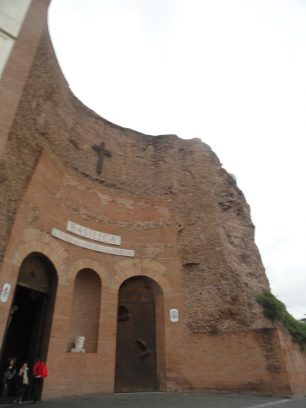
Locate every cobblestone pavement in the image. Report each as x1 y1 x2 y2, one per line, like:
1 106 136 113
35 392 306 408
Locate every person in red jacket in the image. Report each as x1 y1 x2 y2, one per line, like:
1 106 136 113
32 358 48 403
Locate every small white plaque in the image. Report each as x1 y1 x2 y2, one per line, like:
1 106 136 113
170 309 179 322
0 283 11 303
67 220 121 246
51 228 135 257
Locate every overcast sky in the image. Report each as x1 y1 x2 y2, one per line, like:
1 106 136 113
48 0 306 319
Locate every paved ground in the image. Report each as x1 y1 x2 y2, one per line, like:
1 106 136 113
36 392 306 408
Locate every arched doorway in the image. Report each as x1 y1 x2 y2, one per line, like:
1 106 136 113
0 253 57 400
115 276 163 392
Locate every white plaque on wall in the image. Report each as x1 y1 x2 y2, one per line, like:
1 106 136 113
170 309 179 322
0 283 11 303
66 220 121 246
51 228 135 257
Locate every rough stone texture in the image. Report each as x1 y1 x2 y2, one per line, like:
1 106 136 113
0 26 269 333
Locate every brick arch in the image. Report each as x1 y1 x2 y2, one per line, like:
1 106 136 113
2 236 60 371
10 232 67 283
114 263 168 391
112 259 172 294
67 258 109 284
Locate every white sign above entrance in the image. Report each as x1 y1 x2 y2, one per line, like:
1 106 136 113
51 228 135 257
67 220 121 246
0 283 11 303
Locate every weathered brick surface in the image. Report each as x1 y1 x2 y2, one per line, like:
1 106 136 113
0 29 269 331
0 2 306 400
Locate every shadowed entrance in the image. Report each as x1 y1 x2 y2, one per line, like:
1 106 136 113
115 276 159 392
0 253 57 401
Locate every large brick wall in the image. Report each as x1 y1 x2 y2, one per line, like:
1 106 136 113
0 1 305 399
0 25 270 332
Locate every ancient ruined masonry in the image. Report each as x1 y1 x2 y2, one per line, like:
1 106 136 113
0 0 305 400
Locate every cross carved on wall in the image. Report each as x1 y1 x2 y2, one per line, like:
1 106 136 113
92 143 112 174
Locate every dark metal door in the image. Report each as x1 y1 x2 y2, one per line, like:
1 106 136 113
115 277 157 392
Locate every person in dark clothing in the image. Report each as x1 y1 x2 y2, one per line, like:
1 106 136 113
1 358 17 397
32 358 48 403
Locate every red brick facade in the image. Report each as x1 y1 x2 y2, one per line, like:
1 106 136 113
0 1 305 400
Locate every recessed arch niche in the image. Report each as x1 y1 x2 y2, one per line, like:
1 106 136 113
68 268 101 353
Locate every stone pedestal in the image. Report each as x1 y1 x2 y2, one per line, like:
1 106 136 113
71 348 85 353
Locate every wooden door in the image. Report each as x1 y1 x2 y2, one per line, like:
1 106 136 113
115 277 157 392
